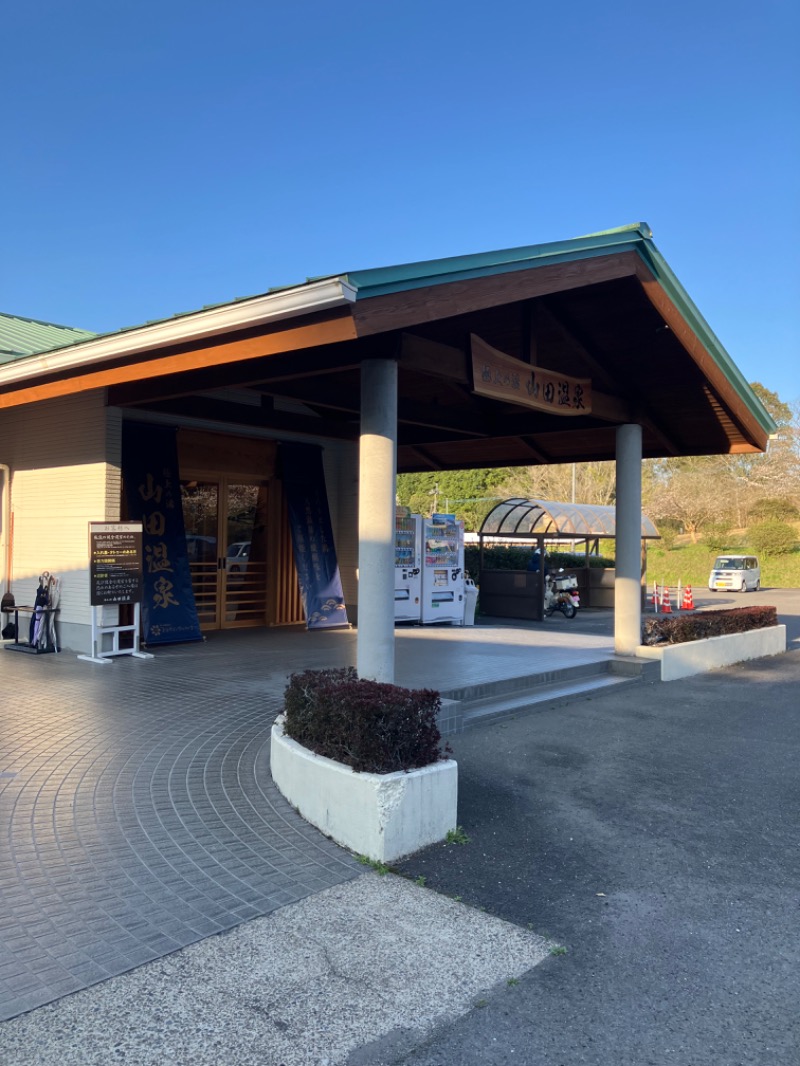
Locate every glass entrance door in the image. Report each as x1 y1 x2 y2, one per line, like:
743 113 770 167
222 482 268 627
181 478 269 630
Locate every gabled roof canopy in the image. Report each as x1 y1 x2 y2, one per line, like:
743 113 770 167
0 225 775 470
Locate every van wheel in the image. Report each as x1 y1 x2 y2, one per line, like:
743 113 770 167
739 581 747 593
755 580 760 591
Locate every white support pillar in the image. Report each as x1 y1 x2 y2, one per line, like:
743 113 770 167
357 359 398 682
615 424 643 656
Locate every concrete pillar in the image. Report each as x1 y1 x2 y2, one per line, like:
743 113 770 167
615 424 643 656
357 359 398 682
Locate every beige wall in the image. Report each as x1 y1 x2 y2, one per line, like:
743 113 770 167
0 391 118 649
0 396 360 647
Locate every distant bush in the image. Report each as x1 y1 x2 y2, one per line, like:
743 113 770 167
283 667 447 774
704 523 734 555
747 520 797 557
642 605 778 646
657 525 679 550
464 544 613 577
748 498 800 523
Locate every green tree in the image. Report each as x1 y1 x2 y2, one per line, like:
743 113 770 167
748 520 798 556
718 383 800 526
396 469 509 530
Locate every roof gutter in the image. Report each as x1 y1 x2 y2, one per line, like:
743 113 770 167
0 277 357 387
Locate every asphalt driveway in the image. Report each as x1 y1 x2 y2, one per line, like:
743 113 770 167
1 590 797 1062
396 646 800 1065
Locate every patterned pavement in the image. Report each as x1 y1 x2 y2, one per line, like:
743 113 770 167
0 618 615 1023
0 642 362 1022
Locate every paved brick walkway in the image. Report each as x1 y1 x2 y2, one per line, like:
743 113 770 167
0 645 361 1022
0 617 617 1023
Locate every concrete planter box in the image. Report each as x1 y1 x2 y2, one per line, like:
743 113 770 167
270 715 458 863
636 624 787 681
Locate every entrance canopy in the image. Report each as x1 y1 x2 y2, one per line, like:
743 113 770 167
479 498 660 541
0 223 775 466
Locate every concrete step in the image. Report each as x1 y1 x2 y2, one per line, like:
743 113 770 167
460 673 631 728
440 658 619 705
437 655 660 734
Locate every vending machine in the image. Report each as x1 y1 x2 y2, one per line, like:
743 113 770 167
421 514 465 624
394 511 422 623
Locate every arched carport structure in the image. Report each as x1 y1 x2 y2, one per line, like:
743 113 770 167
479 497 660 540
477 498 661 621
0 223 775 666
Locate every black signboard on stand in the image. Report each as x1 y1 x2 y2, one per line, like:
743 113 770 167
80 523 153 665
89 523 143 606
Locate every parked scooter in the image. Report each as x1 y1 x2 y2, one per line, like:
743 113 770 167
544 569 580 618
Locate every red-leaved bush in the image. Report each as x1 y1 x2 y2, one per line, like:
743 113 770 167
283 667 449 774
642 605 778 646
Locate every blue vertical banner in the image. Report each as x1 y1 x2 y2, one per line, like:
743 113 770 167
122 423 203 645
280 443 349 630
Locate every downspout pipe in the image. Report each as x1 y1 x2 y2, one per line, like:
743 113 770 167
0 464 10 596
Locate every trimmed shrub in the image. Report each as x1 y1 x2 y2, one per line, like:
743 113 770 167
747 520 797 557
642 605 778 646
283 667 447 774
464 543 613 578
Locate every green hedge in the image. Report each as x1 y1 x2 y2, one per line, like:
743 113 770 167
465 544 613 578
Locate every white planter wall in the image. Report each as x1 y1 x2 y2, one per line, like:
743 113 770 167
637 625 787 681
270 716 458 863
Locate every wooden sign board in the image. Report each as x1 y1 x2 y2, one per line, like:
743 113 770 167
89 522 143 606
471 334 591 415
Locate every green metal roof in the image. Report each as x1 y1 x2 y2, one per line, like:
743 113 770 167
0 312 95 364
339 223 656 297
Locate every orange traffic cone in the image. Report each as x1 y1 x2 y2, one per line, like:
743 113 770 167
661 586 673 613
682 585 694 610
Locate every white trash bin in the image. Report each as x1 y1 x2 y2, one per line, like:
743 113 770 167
462 579 478 626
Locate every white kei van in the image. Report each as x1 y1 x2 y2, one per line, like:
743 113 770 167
708 554 761 593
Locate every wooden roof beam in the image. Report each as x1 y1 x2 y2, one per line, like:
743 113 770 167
401 445 442 470
398 333 471 384
137 397 359 441
538 295 679 455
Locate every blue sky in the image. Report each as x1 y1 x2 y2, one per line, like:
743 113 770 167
4 1 798 402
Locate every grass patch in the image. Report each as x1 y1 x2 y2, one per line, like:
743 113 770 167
647 542 800 589
357 854 392 875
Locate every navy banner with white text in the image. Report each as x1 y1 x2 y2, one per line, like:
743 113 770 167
280 443 349 630
122 423 203 645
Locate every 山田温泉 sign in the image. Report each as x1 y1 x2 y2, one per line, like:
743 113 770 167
471 334 591 415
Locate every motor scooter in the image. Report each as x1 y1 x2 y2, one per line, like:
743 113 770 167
544 569 580 618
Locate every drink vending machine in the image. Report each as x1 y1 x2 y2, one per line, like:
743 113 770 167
421 514 465 624
394 511 422 622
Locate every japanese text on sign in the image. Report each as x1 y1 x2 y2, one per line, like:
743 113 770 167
89 522 144 606
470 334 592 415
